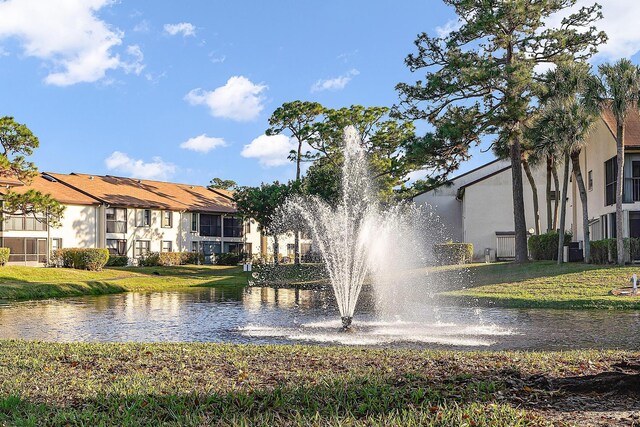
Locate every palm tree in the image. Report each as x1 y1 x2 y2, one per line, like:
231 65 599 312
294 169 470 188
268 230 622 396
588 60 640 265
533 63 598 263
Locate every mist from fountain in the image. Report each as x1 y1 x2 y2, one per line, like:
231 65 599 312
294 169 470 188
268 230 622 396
284 126 437 329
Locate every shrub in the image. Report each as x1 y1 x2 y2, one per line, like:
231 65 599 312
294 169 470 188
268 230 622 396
590 239 611 264
589 238 640 264
217 252 245 266
52 248 109 270
0 248 9 266
528 231 573 261
139 252 161 267
106 255 129 267
158 252 184 266
182 251 204 265
433 242 473 265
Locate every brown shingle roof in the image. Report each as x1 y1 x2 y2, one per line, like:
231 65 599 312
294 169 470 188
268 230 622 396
601 106 640 148
0 175 100 206
46 172 236 213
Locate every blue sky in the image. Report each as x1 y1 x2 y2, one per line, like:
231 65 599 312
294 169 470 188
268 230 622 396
0 1 639 187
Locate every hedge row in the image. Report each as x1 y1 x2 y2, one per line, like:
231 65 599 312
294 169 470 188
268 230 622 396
528 231 573 261
52 248 110 271
590 238 640 264
433 243 473 265
138 252 204 267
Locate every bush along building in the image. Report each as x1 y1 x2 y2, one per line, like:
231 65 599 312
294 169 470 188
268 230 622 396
0 172 309 266
413 108 640 263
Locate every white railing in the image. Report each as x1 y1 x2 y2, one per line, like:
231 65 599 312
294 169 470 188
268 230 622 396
496 233 516 260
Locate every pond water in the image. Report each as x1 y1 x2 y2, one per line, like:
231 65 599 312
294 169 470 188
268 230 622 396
1 286 639 350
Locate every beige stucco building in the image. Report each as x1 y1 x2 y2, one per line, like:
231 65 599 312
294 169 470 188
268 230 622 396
413 107 640 261
0 172 309 265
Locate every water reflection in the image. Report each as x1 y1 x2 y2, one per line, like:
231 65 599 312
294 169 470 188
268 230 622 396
0 286 639 350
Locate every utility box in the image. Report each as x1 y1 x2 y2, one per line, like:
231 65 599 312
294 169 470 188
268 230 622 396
484 248 493 263
568 241 584 262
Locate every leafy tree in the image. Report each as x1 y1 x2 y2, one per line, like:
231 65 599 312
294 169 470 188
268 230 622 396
0 117 64 226
208 178 237 190
395 0 606 263
233 181 301 265
587 59 640 265
266 101 324 264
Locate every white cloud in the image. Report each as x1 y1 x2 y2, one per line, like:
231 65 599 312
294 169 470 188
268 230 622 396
133 19 150 33
185 76 267 122
123 45 144 75
164 22 196 37
241 134 295 167
435 19 463 38
311 69 359 93
180 134 227 153
0 0 143 86
545 1 640 61
105 151 176 180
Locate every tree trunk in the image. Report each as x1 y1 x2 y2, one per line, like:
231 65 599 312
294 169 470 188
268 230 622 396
546 156 553 233
616 124 625 266
273 235 280 266
552 160 560 230
558 152 570 264
571 151 590 263
510 136 529 263
294 143 302 265
523 158 540 235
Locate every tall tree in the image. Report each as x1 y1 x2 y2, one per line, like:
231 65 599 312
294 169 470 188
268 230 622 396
0 117 64 224
208 178 237 190
233 181 300 265
395 0 606 263
266 101 324 264
587 59 640 265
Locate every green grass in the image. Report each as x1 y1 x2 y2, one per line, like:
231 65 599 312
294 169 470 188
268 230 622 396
0 340 633 426
0 265 250 301
440 261 640 309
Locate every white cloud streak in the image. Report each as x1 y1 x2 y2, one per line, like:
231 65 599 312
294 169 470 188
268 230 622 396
180 134 227 153
164 22 196 37
105 151 176 180
311 69 360 93
0 0 144 86
185 76 267 122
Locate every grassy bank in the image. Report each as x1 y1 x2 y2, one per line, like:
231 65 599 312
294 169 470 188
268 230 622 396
0 341 637 426
0 265 249 301
440 261 640 309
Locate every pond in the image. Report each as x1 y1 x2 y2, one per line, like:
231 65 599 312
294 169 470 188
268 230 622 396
1 285 639 350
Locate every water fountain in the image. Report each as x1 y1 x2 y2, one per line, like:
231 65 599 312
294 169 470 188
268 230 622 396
284 126 431 330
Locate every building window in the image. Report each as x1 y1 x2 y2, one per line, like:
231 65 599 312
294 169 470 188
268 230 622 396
161 211 172 228
161 240 172 252
203 241 222 256
51 238 62 252
605 157 617 206
137 209 151 227
106 208 127 233
192 241 199 252
223 242 243 254
4 237 46 263
191 213 199 233
588 170 593 191
245 220 251 235
287 243 295 257
3 215 47 231
134 240 151 257
107 239 127 256
200 214 221 237
223 216 243 238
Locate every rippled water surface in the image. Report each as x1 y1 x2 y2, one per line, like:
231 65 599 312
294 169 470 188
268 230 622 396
1 286 639 350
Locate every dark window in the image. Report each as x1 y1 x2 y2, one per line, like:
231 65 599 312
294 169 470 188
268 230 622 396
4 237 46 263
106 208 127 233
601 214 609 239
610 213 617 238
191 241 199 252
202 242 221 256
223 216 243 238
134 240 151 257
137 209 151 227
107 239 127 256
605 157 617 206
223 242 245 254
199 214 221 237
161 211 172 228
51 238 62 252
588 170 593 191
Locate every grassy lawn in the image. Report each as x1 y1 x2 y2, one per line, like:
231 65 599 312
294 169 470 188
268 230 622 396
440 261 640 309
0 340 636 426
0 265 250 301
